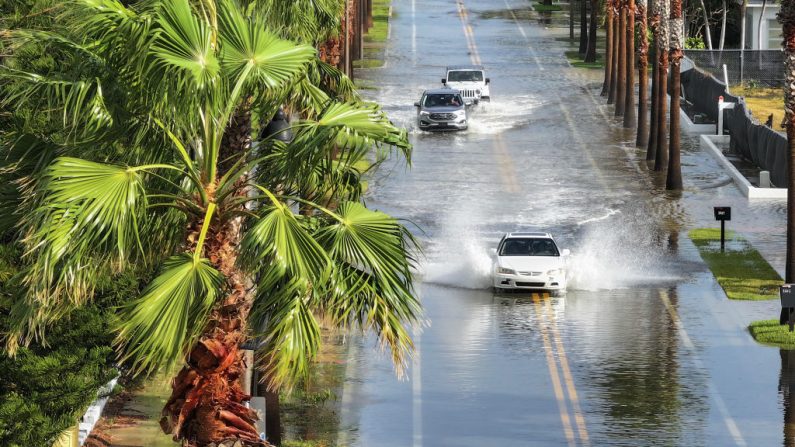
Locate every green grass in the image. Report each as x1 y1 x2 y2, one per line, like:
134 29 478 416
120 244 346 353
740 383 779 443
355 0 390 69
748 320 795 349
689 228 783 300
533 2 564 11
565 50 604 69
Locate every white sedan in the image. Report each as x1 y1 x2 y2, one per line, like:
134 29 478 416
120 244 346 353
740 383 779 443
492 232 570 293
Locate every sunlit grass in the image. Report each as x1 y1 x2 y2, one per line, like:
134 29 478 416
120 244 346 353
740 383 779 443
749 320 795 349
689 228 782 300
534 2 564 11
565 50 604 69
731 84 786 131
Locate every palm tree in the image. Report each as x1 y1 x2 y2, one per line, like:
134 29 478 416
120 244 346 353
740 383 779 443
623 0 637 128
602 0 614 97
584 0 599 63
654 0 670 172
0 1 420 446
636 0 650 147
667 0 684 189
780 0 795 305
616 0 627 117
609 1 621 104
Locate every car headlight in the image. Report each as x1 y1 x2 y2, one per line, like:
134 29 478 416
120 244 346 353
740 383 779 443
455 109 466 116
547 268 563 276
419 111 430 116
475 89 481 94
497 267 516 275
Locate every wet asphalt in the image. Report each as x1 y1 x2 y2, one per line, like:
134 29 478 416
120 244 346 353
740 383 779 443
334 0 792 445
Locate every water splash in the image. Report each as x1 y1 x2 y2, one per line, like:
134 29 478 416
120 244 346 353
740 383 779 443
567 214 682 291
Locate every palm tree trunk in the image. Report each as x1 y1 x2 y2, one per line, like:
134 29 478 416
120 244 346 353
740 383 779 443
783 0 795 286
616 0 627 117
637 0 650 146
609 7 621 104
602 0 614 96
667 2 684 189
623 0 637 128
654 1 670 172
160 107 267 446
580 0 589 54
571 0 576 39
585 0 599 62
647 46 659 158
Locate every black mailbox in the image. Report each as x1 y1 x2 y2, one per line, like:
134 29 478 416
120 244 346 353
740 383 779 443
783 285 795 308
714 206 731 221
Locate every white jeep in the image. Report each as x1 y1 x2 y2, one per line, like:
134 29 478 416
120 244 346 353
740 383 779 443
441 65 490 105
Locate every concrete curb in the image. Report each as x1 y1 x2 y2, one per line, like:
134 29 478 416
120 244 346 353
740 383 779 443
700 134 787 199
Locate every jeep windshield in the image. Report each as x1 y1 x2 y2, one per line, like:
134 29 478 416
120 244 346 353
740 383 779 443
423 93 463 107
447 71 483 82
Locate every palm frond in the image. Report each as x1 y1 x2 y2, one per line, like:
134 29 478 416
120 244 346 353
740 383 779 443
116 254 224 374
22 157 152 304
239 191 330 284
316 202 422 373
150 0 219 89
218 0 316 90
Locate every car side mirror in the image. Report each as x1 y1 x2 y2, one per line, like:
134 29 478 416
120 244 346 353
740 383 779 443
485 77 491 84
441 78 447 84
561 249 571 257
414 102 420 107
490 248 498 256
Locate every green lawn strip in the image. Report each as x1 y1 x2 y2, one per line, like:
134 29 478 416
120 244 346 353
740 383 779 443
564 50 605 69
688 228 782 301
748 320 795 349
533 2 564 11
356 0 390 69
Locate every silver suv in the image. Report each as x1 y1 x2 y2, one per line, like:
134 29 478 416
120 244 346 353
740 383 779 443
414 89 468 131
442 65 490 105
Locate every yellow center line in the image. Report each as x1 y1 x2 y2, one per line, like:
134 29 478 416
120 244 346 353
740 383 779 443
544 298 590 445
456 0 518 193
532 293 577 447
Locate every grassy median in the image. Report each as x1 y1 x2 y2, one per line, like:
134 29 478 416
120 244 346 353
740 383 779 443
533 2 564 11
749 320 795 349
565 50 605 69
688 228 782 301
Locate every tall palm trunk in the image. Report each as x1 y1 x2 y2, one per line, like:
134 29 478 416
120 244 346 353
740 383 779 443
580 0 589 54
623 0 637 128
782 0 795 288
647 46 659 159
161 107 266 446
609 5 621 104
667 0 684 189
719 0 727 50
585 0 599 62
602 0 614 96
654 0 670 172
616 0 627 116
637 0 650 146
571 0 576 39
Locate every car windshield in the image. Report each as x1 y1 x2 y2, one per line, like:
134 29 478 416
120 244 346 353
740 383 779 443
499 238 559 256
423 93 463 107
447 70 483 82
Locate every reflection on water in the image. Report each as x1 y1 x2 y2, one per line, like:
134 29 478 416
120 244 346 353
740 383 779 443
781 350 795 446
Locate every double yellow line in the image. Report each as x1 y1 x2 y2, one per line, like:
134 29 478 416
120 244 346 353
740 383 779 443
455 0 520 194
531 293 590 446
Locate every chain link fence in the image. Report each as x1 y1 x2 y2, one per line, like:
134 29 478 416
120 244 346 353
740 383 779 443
684 50 785 87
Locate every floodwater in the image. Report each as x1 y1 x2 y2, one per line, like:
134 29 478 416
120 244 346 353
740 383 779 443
335 0 791 445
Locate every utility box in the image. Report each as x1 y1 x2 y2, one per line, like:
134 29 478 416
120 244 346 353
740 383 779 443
714 206 731 221
782 284 795 308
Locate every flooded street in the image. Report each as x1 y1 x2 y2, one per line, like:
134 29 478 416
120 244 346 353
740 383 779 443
336 0 790 445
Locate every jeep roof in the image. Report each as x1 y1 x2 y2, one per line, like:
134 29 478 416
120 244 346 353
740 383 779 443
423 88 462 95
446 64 485 71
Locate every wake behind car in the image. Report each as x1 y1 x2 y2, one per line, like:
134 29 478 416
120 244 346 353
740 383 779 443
492 232 570 293
415 89 468 131
442 65 490 105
